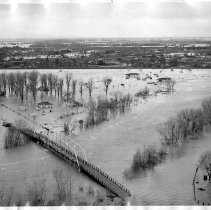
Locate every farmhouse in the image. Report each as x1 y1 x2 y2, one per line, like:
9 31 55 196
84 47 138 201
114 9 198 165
38 101 54 108
157 77 172 83
125 72 140 79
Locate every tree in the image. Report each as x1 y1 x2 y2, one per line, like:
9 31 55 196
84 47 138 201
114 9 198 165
28 71 38 101
199 152 211 182
163 79 176 91
47 73 54 95
169 56 179 67
159 54 166 68
102 76 112 97
65 73 72 102
40 74 47 91
202 97 211 125
53 168 72 205
158 117 180 145
71 79 77 101
17 72 25 102
26 177 47 206
86 78 94 98
7 72 15 94
78 80 84 98
0 179 14 206
59 78 64 100
0 72 7 93
53 75 58 96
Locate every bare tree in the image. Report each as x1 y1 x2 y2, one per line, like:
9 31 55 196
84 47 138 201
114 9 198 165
17 72 25 102
158 117 180 145
202 97 211 126
65 73 72 102
0 179 14 206
86 78 94 98
53 168 72 205
14 72 19 97
0 72 7 94
40 74 48 91
59 78 64 100
7 72 15 94
53 75 58 96
72 79 77 101
199 151 211 182
56 81 60 99
78 80 84 98
0 75 2 95
26 177 47 206
163 79 176 91
4 120 29 149
102 76 112 97
47 73 54 95
28 71 38 101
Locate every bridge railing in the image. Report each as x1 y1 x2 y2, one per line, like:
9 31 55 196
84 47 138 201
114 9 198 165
22 127 81 171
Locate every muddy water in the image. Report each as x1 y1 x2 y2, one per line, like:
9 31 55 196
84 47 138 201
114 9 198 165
0 69 211 205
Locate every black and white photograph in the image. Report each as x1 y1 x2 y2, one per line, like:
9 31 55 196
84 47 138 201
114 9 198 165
0 0 211 207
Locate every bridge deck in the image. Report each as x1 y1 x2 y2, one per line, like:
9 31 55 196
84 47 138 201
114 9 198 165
19 127 131 200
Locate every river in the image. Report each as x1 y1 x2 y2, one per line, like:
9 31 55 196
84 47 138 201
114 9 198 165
0 68 211 205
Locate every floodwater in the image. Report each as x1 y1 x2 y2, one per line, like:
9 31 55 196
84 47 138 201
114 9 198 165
1 68 211 205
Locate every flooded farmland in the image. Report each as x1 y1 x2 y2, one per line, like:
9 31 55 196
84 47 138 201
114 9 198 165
1 68 211 205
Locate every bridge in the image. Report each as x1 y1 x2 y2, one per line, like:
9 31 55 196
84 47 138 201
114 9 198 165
0 103 131 200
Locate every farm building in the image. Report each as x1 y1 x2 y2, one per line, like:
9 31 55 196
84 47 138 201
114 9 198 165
38 101 54 108
157 77 172 83
125 72 140 79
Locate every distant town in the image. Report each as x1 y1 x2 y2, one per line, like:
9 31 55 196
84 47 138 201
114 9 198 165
0 38 211 69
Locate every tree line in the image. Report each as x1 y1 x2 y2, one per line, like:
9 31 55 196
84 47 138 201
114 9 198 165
124 96 211 179
0 71 114 103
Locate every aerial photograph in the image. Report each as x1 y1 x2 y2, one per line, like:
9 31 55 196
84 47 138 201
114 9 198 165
0 0 211 207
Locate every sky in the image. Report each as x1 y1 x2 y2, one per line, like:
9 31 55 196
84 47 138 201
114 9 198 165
0 0 211 39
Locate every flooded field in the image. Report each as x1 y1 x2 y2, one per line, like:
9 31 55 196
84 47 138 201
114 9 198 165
1 68 211 205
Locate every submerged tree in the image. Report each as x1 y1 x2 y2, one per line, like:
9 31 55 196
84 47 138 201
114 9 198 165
47 73 54 95
53 168 72 205
53 75 58 97
26 177 47 206
4 120 29 149
163 79 176 91
28 71 38 101
102 76 112 97
0 179 14 206
16 72 25 102
7 72 15 94
40 74 48 91
158 117 180 145
65 73 72 102
78 80 84 98
86 78 94 98
0 72 7 94
202 97 211 126
199 152 211 182
71 79 77 101
58 78 64 100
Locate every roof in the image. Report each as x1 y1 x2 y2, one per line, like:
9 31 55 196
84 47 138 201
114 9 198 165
38 101 53 106
157 77 172 81
125 73 140 76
